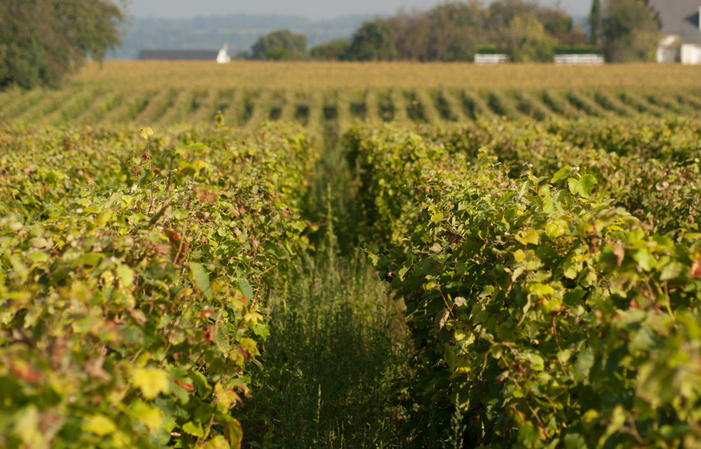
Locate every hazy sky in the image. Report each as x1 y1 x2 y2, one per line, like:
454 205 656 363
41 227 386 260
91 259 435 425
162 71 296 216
128 0 590 21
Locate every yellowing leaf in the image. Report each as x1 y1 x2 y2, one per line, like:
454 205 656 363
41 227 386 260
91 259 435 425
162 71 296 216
215 383 242 409
13 406 42 444
516 230 540 246
183 421 204 438
131 367 169 400
140 127 154 140
691 258 701 279
83 414 117 436
204 436 231 449
225 419 243 449
545 222 565 239
513 249 526 263
240 338 260 358
116 264 135 288
529 283 554 297
130 402 163 432
95 209 113 227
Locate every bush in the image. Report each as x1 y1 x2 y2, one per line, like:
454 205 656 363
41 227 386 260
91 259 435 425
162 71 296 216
310 39 351 61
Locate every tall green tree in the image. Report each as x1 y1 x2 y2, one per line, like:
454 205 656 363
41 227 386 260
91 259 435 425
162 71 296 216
590 0 602 46
426 1 486 61
0 0 124 89
346 19 397 61
498 15 556 62
250 30 308 61
602 0 660 62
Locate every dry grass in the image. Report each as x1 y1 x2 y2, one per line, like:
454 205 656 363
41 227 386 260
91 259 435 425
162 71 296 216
73 61 701 91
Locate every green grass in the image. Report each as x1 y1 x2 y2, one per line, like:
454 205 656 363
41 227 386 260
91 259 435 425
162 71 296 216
243 230 411 448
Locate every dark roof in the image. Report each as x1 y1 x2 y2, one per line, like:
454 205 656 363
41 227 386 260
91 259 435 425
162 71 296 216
648 0 701 43
137 49 219 61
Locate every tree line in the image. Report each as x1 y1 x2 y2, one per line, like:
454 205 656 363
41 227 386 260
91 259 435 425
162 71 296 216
247 0 660 63
0 0 663 90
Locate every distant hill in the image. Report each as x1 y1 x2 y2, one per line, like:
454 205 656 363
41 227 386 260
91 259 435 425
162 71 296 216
109 14 384 60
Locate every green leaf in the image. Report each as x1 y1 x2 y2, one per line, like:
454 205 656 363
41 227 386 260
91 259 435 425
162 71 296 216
551 165 572 183
660 262 684 281
563 433 587 449
430 213 444 223
238 278 253 300
633 249 654 272
580 174 598 198
189 263 212 299
574 348 595 384
182 421 204 438
518 422 539 447
190 371 213 399
568 175 598 199
7 255 29 283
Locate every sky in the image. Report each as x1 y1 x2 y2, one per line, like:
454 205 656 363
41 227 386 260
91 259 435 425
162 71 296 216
127 0 591 21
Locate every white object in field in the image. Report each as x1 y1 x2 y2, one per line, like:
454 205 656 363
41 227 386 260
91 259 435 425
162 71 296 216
475 54 508 64
554 54 605 65
217 44 231 64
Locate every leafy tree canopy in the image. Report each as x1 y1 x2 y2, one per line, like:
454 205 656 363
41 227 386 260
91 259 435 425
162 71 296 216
603 0 660 62
338 0 586 62
250 30 307 61
0 0 125 89
498 15 556 62
346 19 397 61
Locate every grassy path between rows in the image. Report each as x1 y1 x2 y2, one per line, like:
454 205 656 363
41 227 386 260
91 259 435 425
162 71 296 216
241 125 418 448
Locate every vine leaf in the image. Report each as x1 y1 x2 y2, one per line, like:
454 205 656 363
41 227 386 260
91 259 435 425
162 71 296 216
190 263 212 300
131 368 170 400
574 348 595 384
238 278 253 300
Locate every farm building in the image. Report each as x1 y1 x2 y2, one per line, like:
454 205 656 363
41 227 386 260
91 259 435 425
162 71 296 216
138 45 231 63
649 0 701 64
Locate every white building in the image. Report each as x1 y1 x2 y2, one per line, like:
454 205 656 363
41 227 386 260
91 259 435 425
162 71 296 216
649 0 701 65
216 44 231 64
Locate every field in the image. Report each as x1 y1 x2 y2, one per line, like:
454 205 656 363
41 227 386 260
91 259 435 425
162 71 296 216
2 62 701 449
2 62 701 129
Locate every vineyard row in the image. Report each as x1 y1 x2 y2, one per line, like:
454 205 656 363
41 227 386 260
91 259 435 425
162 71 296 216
1 87 700 129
